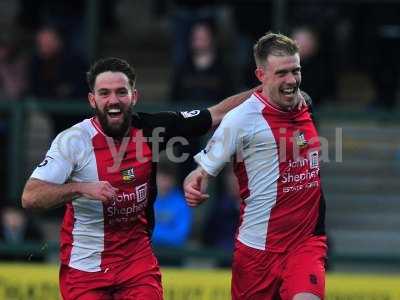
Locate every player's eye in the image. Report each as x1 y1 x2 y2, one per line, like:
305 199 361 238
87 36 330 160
98 90 110 96
118 90 128 96
292 68 301 75
276 70 287 77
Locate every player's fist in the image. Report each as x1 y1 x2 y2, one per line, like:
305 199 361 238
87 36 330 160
184 168 209 207
297 90 312 110
79 181 118 202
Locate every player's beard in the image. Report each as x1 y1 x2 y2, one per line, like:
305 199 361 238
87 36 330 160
95 104 133 138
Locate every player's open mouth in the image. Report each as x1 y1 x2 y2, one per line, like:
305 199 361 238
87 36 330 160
281 87 296 96
107 108 123 118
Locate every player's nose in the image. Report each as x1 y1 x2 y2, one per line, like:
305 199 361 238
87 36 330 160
285 73 297 85
108 92 120 104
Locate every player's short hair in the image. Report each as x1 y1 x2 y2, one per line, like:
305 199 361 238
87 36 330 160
86 57 136 91
253 32 299 67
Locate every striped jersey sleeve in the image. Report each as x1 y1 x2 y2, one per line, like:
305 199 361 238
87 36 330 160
31 125 92 184
194 101 253 176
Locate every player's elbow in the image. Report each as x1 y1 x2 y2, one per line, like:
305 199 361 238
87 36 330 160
22 192 49 210
209 107 224 127
21 181 44 210
21 191 37 210
22 193 33 209
21 179 46 210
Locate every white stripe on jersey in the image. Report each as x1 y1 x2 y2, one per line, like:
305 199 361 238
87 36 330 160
237 99 279 250
70 199 104 272
195 95 279 250
69 119 104 271
31 119 105 272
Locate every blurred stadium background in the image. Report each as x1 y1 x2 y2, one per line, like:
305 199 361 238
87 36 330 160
0 0 400 299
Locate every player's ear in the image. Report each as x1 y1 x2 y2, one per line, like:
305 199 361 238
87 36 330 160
132 89 138 106
88 92 96 109
255 66 265 83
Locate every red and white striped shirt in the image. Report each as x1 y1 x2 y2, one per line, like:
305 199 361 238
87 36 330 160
195 92 325 252
31 110 212 271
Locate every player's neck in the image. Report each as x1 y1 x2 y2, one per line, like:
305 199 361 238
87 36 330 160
261 91 297 112
93 116 131 140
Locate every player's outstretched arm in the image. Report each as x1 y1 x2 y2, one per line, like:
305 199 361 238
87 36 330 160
208 87 308 127
208 86 259 127
184 167 212 207
22 178 118 210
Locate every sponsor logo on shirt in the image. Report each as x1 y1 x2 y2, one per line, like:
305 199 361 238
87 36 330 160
136 183 148 202
106 183 149 222
282 154 320 193
121 167 135 182
309 151 319 169
180 110 200 118
203 139 215 154
295 131 308 147
38 156 53 167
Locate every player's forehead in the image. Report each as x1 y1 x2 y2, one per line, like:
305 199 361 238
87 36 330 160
94 71 130 91
266 53 300 72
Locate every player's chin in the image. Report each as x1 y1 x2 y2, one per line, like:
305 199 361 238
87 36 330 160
281 92 296 101
280 94 297 107
106 114 124 124
106 121 122 133
108 113 129 128
104 123 127 138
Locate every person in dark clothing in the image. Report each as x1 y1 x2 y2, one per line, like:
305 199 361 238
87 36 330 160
363 3 400 109
170 21 233 107
292 27 336 107
28 26 89 134
202 166 239 253
0 205 44 261
170 21 233 184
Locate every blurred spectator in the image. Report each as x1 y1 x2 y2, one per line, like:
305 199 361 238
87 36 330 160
231 1 272 88
27 26 89 134
170 21 233 183
18 0 86 57
363 3 400 110
202 165 239 252
0 120 6 200
0 33 28 101
0 32 28 200
0 205 44 261
170 21 233 106
18 0 120 57
153 0 219 67
152 161 192 247
292 27 336 106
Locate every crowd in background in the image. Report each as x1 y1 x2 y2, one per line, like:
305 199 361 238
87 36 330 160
0 0 399 263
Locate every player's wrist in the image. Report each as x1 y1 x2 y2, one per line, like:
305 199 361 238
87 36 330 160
69 182 84 200
196 166 211 179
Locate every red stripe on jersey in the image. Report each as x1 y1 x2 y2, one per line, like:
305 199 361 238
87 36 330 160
233 159 250 237
233 160 250 201
92 128 154 269
60 203 75 265
261 95 322 252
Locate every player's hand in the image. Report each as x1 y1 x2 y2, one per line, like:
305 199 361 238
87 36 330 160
79 181 118 202
184 168 209 207
296 90 307 110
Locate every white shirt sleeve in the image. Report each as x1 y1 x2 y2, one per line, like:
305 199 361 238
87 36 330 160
31 126 91 184
194 105 252 177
